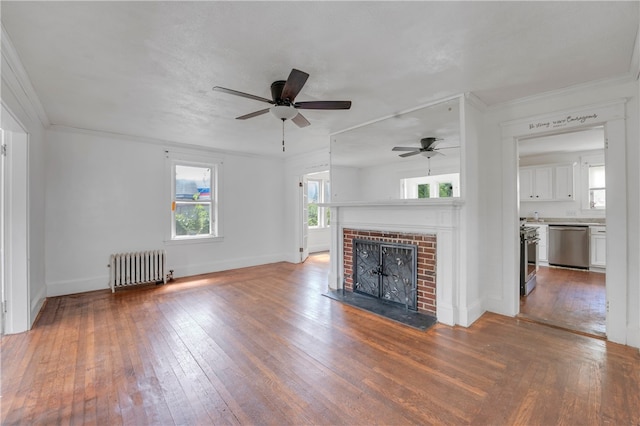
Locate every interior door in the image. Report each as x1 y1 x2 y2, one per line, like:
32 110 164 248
300 176 309 262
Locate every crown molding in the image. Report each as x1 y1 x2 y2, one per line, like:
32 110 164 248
1 24 50 127
47 124 287 161
488 73 636 112
464 92 488 112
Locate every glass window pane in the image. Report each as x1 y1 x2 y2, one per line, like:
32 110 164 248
176 165 211 201
418 184 430 198
175 203 211 236
324 181 331 203
590 189 606 209
308 204 318 227
439 182 453 198
308 181 320 203
589 165 605 188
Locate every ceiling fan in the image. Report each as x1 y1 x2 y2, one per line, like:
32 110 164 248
212 68 352 128
392 137 458 158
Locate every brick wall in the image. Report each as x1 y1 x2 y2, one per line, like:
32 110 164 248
343 228 437 316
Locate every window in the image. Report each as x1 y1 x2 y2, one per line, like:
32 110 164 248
307 176 330 228
401 173 460 199
581 154 605 211
418 184 430 199
588 164 605 209
439 182 453 198
168 153 221 241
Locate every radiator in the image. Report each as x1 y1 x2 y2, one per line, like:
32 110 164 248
109 250 167 292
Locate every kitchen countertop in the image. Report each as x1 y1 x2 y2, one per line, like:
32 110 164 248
522 217 605 226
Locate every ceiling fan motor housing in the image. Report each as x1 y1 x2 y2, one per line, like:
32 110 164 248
270 80 288 104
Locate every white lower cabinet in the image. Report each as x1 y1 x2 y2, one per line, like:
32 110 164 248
590 226 606 268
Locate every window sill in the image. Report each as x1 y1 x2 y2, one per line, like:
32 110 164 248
164 236 224 245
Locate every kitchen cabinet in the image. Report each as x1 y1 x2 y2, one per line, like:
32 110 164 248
519 163 575 201
520 166 553 201
554 163 575 201
590 226 606 268
527 223 548 264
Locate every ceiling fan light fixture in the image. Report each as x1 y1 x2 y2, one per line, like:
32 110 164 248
270 105 298 120
421 151 439 158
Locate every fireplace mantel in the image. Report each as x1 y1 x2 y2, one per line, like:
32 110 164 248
319 198 464 208
327 199 467 326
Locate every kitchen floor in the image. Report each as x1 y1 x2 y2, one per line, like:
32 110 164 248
519 266 606 338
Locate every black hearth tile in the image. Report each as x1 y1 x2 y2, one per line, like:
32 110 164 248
322 290 437 331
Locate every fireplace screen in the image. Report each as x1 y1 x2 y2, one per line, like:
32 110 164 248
353 239 418 310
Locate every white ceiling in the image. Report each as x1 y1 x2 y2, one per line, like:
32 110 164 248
2 2 638 158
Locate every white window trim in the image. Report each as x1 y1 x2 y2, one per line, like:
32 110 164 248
165 151 224 244
307 177 330 229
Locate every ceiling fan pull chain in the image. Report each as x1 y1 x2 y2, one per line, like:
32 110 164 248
282 118 286 152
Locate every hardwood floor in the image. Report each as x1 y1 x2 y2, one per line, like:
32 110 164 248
2 253 639 425
520 266 606 337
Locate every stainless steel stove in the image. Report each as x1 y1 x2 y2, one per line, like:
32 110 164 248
520 226 539 296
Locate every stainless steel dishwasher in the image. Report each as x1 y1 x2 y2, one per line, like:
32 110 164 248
548 225 589 269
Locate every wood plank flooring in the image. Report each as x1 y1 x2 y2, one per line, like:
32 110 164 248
2 253 639 425
520 266 606 337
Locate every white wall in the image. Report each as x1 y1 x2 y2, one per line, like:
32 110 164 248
330 165 361 202
45 127 288 296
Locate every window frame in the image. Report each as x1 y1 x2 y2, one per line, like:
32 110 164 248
166 151 223 243
307 176 330 229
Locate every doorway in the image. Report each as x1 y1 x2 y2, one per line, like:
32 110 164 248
517 127 606 337
303 171 331 255
0 105 31 334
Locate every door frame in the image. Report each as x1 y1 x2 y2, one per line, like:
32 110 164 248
501 99 628 344
1 104 30 334
300 175 309 263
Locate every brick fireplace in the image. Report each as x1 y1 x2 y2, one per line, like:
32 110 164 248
343 228 436 317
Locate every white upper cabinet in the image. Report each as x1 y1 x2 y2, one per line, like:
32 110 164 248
519 163 575 202
519 166 553 201
554 163 575 201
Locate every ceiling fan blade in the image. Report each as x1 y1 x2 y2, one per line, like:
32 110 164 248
392 147 418 151
295 101 352 110
434 146 461 150
399 151 421 158
281 69 309 102
236 108 270 120
213 86 274 104
291 112 311 128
